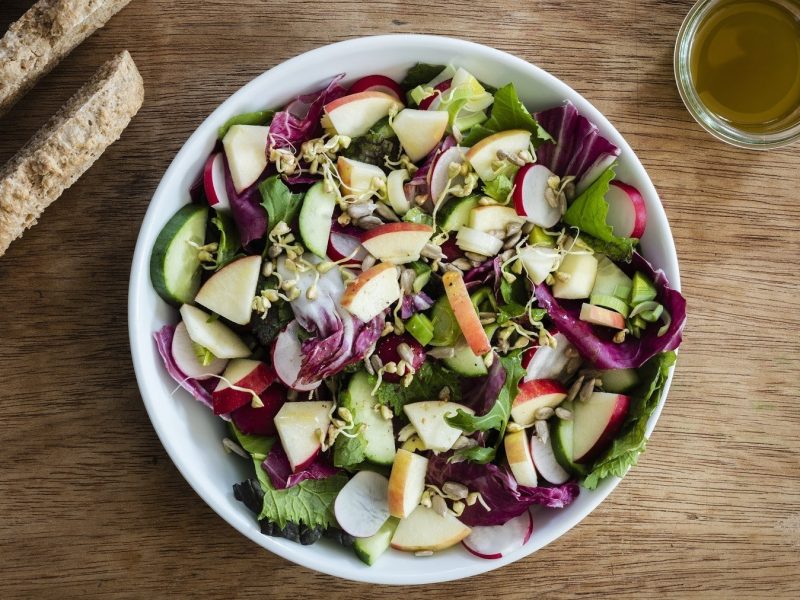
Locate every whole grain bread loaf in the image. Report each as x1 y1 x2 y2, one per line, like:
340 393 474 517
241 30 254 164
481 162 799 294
0 50 144 257
0 0 133 116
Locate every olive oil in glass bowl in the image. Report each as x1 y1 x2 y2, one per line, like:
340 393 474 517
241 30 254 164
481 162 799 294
675 0 800 149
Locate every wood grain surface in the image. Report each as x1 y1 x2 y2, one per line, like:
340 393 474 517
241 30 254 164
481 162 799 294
1 1 798 598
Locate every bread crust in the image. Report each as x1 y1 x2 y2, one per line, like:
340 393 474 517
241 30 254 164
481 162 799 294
0 50 144 257
0 0 133 115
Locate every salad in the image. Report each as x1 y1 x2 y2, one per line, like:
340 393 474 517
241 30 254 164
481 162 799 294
149 63 686 565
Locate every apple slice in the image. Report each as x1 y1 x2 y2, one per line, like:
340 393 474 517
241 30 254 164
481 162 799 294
552 252 598 300
606 180 647 238
462 510 533 559
386 169 412 215
418 80 451 110
468 205 523 234
580 303 626 330
403 401 474 453
341 262 400 322
179 304 250 359
348 74 404 101
324 91 403 138
272 321 322 392
337 156 387 198
387 449 428 518
504 430 538 487
221 124 270 193
230 384 285 436
519 245 560 285
391 108 449 162
211 358 275 415
530 433 570 485
524 333 577 382
202 152 231 210
171 321 228 380
335 470 391 538
327 224 368 266
194 255 261 325
455 226 504 257
428 146 467 205
390 505 472 552
510 379 567 426
466 129 532 181
442 270 491 355
573 392 631 464
513 163 561 228
273 400 332 471
360 222 434 264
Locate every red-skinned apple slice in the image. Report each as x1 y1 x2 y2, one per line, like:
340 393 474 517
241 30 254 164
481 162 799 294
360 222 434 264
530 433 570 485
202 152 231 210
513 163 561 228
580 303 626 330
391 108 449 162
272 321 322 391
179 304 250 359
171 321 228 380
194 255 261 325
510 379 568 426
326 222 368 266
462 510 533 560
466 129 531 181
606 180 647 238
442 270 491 355
273 400 332 471
221 124 270 193
337 156 386 197
427 146 467 204
387 449 428 519
390 505 471 552
211 359 275 415
341 262 400 322
335 470 391 538
418 80 451 110
230 384 286 436
504 430 538 487
573 392 631 464
324 91 403 137
348 74 404 101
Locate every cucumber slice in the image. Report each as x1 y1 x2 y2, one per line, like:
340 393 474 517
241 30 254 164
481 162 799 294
631 271 657 304
550 401 589 477
405 313 434 346
341 371 396 465
150 204 209 305
443 336 487 377
439 195 479 232
592 256 632 301
599 368 640 393
590 293 630 317
353 517 399 566
528 225 556 247
403 207 433 226
429 295 459 347
299 182 337 257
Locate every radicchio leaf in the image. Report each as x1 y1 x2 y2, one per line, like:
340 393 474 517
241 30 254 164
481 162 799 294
153 325 216 410
404 135 456 202
534 253 686 369
459 355 506 416
223 155 270 247
399 291 434 319
263 442 339 490
427 454 579 526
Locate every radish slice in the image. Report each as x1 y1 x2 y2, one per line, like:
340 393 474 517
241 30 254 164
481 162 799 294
349 74 404 101
327 223 368 267
334 471 391 538
525 333 576 382
428 146 468 205
172 321 228 379
462 510 533 559
203 152 231 211
605 180 647 238
531 433 571 485
513 163 561 228
419 80 451 110
272 321 321 391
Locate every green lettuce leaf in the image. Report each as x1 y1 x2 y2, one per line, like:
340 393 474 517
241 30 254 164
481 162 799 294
582 351 677 489
376 362 462 416
229 424 275 492
563 165 637 261
210 211 241 270
483 174 514 203
343 117 401 168
259 474 348 529
401 63 447 91
259 175 304 229
461 83 553 147
218 110 275 139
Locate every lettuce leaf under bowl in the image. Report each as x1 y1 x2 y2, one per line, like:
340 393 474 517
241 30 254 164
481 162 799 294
582 351 676 489
534 253 686 369
427 455 579 526
153 325 216 410
263 442 339 490
535 101 620 192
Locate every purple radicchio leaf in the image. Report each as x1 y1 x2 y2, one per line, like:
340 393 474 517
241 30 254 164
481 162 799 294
263 442 339 490
399 291 434 319
460 355 506 416
223 154 270 247
404 135 457 202
153 325 216 411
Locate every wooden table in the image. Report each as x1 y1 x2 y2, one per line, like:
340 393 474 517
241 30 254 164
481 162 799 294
1 0 798 597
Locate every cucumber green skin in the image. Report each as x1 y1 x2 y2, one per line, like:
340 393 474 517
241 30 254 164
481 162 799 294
405 313 434 346
444 338 487 377
599 368 640 393
429 296 459 347
150 204 209 306
299 182 337 258
353 517 399 566
344 371 396 465
551 401 589 477
439 195 479 232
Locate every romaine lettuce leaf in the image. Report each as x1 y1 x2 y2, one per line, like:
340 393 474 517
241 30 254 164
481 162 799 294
259 175 304 229
582 351 676 489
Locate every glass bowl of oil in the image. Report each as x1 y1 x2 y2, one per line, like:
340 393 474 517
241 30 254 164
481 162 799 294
675 0 800 149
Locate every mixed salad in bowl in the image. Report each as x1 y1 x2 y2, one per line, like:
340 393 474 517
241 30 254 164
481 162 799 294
149 63 685 565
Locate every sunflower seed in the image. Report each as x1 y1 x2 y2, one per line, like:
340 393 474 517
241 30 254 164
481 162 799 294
555 407 573 420
397 343 415 366
421 243 445 260
438 386 451 401
579 378 595 402
400 268 416 294
346 202 376 219
384 361 398 374
522 222 535 234
380 405 394 420
375 202 400 222
441 262 461 274
427 346 456 359
505 221 523 237
565 375 584 402
479 315 496 325
356 215 383 230
452 435 477 450
566 356 583 375
464 251 487 262
361 254 376 271
396 360 407 377
558 192 567 215
544 187 558 208
268 244 282 258
442 481 469 500
261 262 274 277
466 492 479 506
613 330 626 343
535 406 555 420
503 231 522 249
222 438 249 459
431 494 449 517
535 419 549 444
451 257 473 271
487 229 505 239
506 422 523 433
370 354 383 372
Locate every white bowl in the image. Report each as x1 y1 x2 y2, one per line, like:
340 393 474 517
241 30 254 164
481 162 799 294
129 34 680 585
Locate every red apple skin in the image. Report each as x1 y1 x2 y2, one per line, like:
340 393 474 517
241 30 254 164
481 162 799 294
230 384 286 435
575 394 631 465
609 181 647 238
419 80 451 110
349 74 404 101
212 363 276 415
515 378 567 403
324 90 398 113
203 153 221 206
292 446 322 472
359 222 434 242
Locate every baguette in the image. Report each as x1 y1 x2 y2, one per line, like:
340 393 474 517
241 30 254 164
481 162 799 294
0 0 133 116
0 50 144 257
